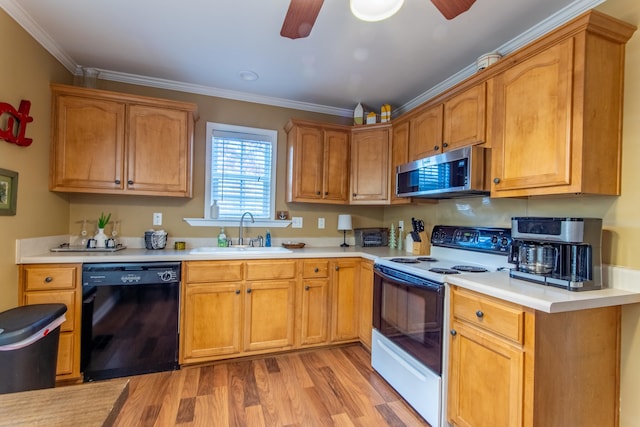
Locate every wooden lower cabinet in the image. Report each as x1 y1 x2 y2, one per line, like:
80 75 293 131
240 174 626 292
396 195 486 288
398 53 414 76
18 264 82 382
181 258 367 365
330 259 360 342
358 260 374 349
448 286 621 427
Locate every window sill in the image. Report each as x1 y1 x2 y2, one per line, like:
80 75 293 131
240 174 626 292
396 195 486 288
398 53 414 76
183 218 292 228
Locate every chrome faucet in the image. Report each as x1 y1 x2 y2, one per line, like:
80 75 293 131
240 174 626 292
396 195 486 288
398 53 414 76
238 211 254 246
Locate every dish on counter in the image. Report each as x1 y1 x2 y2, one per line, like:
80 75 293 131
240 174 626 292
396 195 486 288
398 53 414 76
282 242 305 249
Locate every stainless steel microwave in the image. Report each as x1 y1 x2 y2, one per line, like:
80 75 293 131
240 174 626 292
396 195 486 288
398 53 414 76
396 146 489 199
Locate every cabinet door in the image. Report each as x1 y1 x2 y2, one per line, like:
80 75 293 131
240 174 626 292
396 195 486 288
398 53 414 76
50 95 125 191
127 105 192 196
182 283 242 361
357 261 374 349
390 122 411 205
448 320 524 427
244 280 295 352
330 259 359 342
289 125 324 201
350 127 390 203
409 104 443 160
299 279 330 346
491 39 574 196
323 129 350 202
444 83 486 151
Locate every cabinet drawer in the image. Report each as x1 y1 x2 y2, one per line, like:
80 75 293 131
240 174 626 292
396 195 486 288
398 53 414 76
23 266 77 290
246 260 296 280
302 260 329 278
23 290 76 332
185 261 244 283
452 288 524 343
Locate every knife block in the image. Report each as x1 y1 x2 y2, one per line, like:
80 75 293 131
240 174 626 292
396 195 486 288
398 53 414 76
411 231 430 255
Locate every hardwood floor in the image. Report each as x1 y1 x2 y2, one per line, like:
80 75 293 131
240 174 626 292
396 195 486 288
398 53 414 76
112 344 430 426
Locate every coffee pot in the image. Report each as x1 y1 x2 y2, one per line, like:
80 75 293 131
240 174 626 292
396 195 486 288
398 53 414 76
516 242 557 274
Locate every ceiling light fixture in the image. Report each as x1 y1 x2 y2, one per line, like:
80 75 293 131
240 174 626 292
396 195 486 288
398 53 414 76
350 0 404 22
239 70 259 81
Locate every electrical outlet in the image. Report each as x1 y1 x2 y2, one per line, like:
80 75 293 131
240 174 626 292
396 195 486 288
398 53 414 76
318 218 325 229
398 220 404 230
291 216 303 228
153 212 162 226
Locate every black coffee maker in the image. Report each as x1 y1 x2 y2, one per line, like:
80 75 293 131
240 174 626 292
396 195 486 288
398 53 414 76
508 217 603 291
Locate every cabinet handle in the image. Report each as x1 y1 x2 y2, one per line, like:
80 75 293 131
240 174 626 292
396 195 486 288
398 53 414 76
316 191 321 195
314 267 319 273
44 276 53 283
247 288 252 293
450 329 457 336
442 142 449 148
493 177 501 184
127 180 134 185
476 310 484 318
235 289 241 295
324 191 328 196
433 145 440 151
335 266 340 271
305 285 310 291
114 179 121 185
352 193 357 197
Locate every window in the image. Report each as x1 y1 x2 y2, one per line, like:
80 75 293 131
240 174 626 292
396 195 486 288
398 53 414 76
205 122 277 220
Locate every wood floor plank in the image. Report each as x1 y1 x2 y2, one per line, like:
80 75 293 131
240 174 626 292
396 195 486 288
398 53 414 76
112 344 430 427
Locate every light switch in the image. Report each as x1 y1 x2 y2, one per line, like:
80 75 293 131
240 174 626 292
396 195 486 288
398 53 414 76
398 220 404 230
153 213 162 226
318 218 325 229
292 217 303 228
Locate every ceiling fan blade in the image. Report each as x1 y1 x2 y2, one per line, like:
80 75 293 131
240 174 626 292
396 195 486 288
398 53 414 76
280 0 324 39
430 0 476 20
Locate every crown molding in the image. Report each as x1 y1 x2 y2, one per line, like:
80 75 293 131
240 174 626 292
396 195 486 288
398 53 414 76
1 0 604 119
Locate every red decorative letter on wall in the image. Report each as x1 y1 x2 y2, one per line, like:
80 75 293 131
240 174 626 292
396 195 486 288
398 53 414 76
0 100 34 147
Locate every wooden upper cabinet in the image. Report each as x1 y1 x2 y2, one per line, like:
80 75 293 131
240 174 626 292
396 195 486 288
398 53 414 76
490 11 635 197
409 83 486 160
285 119 350 204
409 104 443 160
50 84 197 197
390 121 411 205
350 124 391 204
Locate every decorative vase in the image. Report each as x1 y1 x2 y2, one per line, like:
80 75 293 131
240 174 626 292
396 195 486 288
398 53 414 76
94 228 107 248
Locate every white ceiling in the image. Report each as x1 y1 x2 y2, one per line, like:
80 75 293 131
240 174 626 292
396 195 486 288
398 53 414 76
2 0 603 117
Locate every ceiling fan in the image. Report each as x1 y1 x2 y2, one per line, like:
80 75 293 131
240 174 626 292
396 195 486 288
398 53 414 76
280 0 477 39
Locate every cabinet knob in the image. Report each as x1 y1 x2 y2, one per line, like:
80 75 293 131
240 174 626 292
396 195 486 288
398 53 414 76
433 145 440 151
127 180 134 185
493 177 501 184
324 191 328 196
247 288 252 294
44 276 53 283
114 179 121 185
450 329 457 336
335 266 340 271
314 267 319 273
316 191 321 195
442 142 449 148
235 289 241 295
305 285 310 291
476 310 484 318
353 193 357 197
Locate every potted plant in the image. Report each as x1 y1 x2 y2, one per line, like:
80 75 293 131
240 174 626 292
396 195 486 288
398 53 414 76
94 212 111 248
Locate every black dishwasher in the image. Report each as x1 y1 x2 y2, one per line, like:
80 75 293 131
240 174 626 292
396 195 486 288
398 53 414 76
81 262 180 381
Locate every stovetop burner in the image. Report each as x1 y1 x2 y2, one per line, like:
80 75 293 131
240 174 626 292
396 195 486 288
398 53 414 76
452 265 489 273
428 267 460 275
390 258 420 264
416 257 438 262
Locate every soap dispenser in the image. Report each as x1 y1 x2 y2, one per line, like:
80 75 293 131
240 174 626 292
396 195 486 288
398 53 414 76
217 227 227 247
265 229 271 247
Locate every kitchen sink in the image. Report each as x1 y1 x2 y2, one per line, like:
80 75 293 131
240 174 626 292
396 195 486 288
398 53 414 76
189 246 292 254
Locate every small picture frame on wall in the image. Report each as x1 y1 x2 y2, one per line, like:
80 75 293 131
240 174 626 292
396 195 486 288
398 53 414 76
0 168 18 216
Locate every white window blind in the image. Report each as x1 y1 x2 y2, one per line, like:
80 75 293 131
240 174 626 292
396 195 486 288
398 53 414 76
205 123 277 219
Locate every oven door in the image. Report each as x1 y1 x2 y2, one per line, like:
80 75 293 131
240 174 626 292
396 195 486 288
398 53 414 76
373 264 444 375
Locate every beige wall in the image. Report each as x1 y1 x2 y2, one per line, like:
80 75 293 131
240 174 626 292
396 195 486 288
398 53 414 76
2 1 640 424
0 10 72 311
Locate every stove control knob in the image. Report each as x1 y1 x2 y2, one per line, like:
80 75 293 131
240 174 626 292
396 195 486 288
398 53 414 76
491 235 498 244
501 237 510 247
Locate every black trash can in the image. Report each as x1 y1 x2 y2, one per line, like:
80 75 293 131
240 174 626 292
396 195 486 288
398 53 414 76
0 303 67 394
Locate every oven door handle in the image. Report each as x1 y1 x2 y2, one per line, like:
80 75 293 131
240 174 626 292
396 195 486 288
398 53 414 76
374 266 443 293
